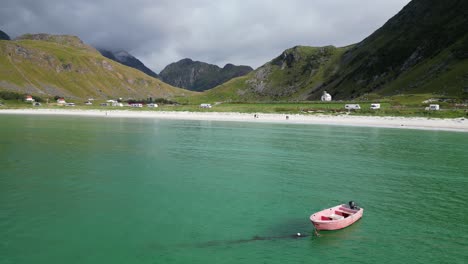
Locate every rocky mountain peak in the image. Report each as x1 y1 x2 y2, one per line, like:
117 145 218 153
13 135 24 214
0 30 10 40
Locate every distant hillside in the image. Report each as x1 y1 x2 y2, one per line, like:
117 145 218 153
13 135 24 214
0 30 10 40
0 34 192 100
314 0 468 100
204 0 468 102
98 49 159 78
160 58 253 92
200 46 347 102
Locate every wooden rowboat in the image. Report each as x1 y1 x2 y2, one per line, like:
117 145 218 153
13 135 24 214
310 202 364 231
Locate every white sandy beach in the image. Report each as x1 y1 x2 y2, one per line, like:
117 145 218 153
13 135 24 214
1 108 467 132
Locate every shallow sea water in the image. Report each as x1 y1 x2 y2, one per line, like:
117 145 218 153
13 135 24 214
0 115 467 263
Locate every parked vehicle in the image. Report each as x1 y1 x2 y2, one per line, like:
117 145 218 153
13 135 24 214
33 102 41 107
147 103 158 108
345 104 361 110
200 103 212 108
65 103 75 107
370 103 381 110
425 104 440 111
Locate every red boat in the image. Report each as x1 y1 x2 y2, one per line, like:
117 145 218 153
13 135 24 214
310 201 364 231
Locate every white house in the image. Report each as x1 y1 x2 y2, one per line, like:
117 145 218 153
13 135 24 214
321 91 332 101
57 98 66 104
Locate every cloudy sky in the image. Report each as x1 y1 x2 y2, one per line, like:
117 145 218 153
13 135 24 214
1 0 411 72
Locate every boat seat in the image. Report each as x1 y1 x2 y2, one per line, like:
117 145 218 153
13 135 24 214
328 214 344 220
336 210 355 215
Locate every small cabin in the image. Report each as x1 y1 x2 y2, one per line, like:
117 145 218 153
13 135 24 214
57 98 66 104
200 103 212 108
24 95 34 102
345 104 361 110
321 91 332 102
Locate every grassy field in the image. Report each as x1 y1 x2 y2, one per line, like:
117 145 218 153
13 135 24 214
2 97 466 119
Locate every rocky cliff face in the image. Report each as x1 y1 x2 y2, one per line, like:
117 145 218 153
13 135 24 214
159 58 253 91
98 49 159 78
0 30 10 40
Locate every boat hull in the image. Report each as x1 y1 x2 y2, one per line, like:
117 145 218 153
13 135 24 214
310 204 364 231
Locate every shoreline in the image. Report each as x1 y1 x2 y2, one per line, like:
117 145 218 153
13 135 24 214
1 108 467 132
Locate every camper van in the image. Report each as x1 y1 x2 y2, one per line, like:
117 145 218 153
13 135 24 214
370 103 381 110
425 104 440 111
200 103 212 108
345 104 361 110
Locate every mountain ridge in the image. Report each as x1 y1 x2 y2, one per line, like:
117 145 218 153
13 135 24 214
0 34 191 100
98 48 159 79
0 30 10 40
159 58 253 92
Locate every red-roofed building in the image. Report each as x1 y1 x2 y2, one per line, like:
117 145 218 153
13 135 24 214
25 95 34 102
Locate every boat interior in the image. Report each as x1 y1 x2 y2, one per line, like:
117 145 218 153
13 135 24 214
321 207 356 221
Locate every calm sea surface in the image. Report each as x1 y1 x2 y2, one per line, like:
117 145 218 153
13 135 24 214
0 115 467 264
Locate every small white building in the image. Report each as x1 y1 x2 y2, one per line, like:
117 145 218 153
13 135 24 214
321 91 332 102
57 98 66 104
24 95 34 102
200 103 212 108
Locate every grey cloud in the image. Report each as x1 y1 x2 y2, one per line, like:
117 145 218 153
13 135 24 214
0 0 411 72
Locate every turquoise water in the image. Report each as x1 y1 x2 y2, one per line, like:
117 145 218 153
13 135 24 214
0 115 467 264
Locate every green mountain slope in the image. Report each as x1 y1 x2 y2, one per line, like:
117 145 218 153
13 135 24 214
203 0 468 102
0 34 191 100
160 58 253 92
199 46 348 102
316 0 468 99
